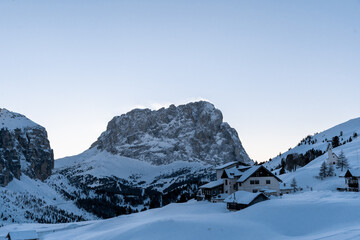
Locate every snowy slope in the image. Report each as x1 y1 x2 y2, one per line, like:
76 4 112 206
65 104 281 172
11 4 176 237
265 117 360 170
44 148 214 219
0 175 95 226
0 108 41 131
54 148 209 187
2 191 360 240
278 135 360 191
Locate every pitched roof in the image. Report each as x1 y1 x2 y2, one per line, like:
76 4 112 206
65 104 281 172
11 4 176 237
237 166 261 182
224 191 268 204
346 169 360 177
237 165 282 183
222 168 241 179
7 230 39 240
199 179 224 189
215 161 238 170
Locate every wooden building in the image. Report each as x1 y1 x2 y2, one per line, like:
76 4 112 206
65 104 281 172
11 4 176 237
224 191 269 210
199 179 224 201
6 231 39 240
342 169 360 192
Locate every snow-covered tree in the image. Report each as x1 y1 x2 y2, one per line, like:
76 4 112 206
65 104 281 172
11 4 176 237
336 150 349 171
326 164 334 177
290 178 297 192
319 161 328 180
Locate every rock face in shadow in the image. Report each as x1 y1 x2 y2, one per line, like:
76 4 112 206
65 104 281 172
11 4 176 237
91 101 252 166
0 109 54 187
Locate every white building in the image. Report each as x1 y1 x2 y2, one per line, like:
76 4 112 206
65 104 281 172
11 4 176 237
326 144 339 166
237 166 282 196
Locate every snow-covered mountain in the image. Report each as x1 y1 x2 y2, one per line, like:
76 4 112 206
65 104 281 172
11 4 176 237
1 102 251 224
91 101 252 166
264 117 360 172
50 101 251 219
0 108 54 186
0 109 89 225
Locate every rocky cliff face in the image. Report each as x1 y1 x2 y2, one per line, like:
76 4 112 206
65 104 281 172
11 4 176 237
0 109 54 186
91 101 252 166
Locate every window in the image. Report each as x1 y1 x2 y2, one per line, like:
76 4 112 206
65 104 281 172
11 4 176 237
266 180 271 184
255 180 259 184
239 182 242 187
250 180 255 185
225 180 228 185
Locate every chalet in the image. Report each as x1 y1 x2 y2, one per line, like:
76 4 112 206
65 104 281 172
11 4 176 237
342 169 360 192
327 144 339 166
237 165 282 196
6 231 39 240
199 163 282 202
224 191 269 210
199 179 224 201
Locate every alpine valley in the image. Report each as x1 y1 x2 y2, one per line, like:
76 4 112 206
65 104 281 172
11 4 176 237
2 102 360 240
0 101 252 224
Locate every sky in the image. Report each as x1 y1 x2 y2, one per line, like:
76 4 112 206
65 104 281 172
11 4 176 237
0 0 359 162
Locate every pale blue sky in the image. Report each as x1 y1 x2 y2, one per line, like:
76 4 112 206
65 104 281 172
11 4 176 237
1 0 359 162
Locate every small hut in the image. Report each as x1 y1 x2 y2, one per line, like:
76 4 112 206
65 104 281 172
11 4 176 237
6 230 39 240
224 190 268 211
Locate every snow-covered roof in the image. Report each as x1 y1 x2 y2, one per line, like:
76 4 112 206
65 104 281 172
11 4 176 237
280 184 293 190
237 165 282 183
346 169 360 177
223 168 241 179
237 165 251 171
0 237 7 240
7 230 39 240
237 166 261 182
215 161 238 170
200 179 224 189
224 191 268 204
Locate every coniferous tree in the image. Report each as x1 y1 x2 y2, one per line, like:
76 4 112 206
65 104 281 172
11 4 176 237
327 164 334 177
319 161 328 180
332 136 340 148
290 178 297 192
336 150 349 171
279 166 286 175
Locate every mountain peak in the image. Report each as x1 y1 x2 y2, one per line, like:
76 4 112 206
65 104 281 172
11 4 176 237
0 108 41 131
91 101 252 166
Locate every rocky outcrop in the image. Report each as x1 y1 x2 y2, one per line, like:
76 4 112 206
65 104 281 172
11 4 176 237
0 109 54 186
91 101 252 166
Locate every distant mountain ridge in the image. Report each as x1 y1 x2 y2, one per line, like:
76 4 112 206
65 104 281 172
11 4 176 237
91 101 252 166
